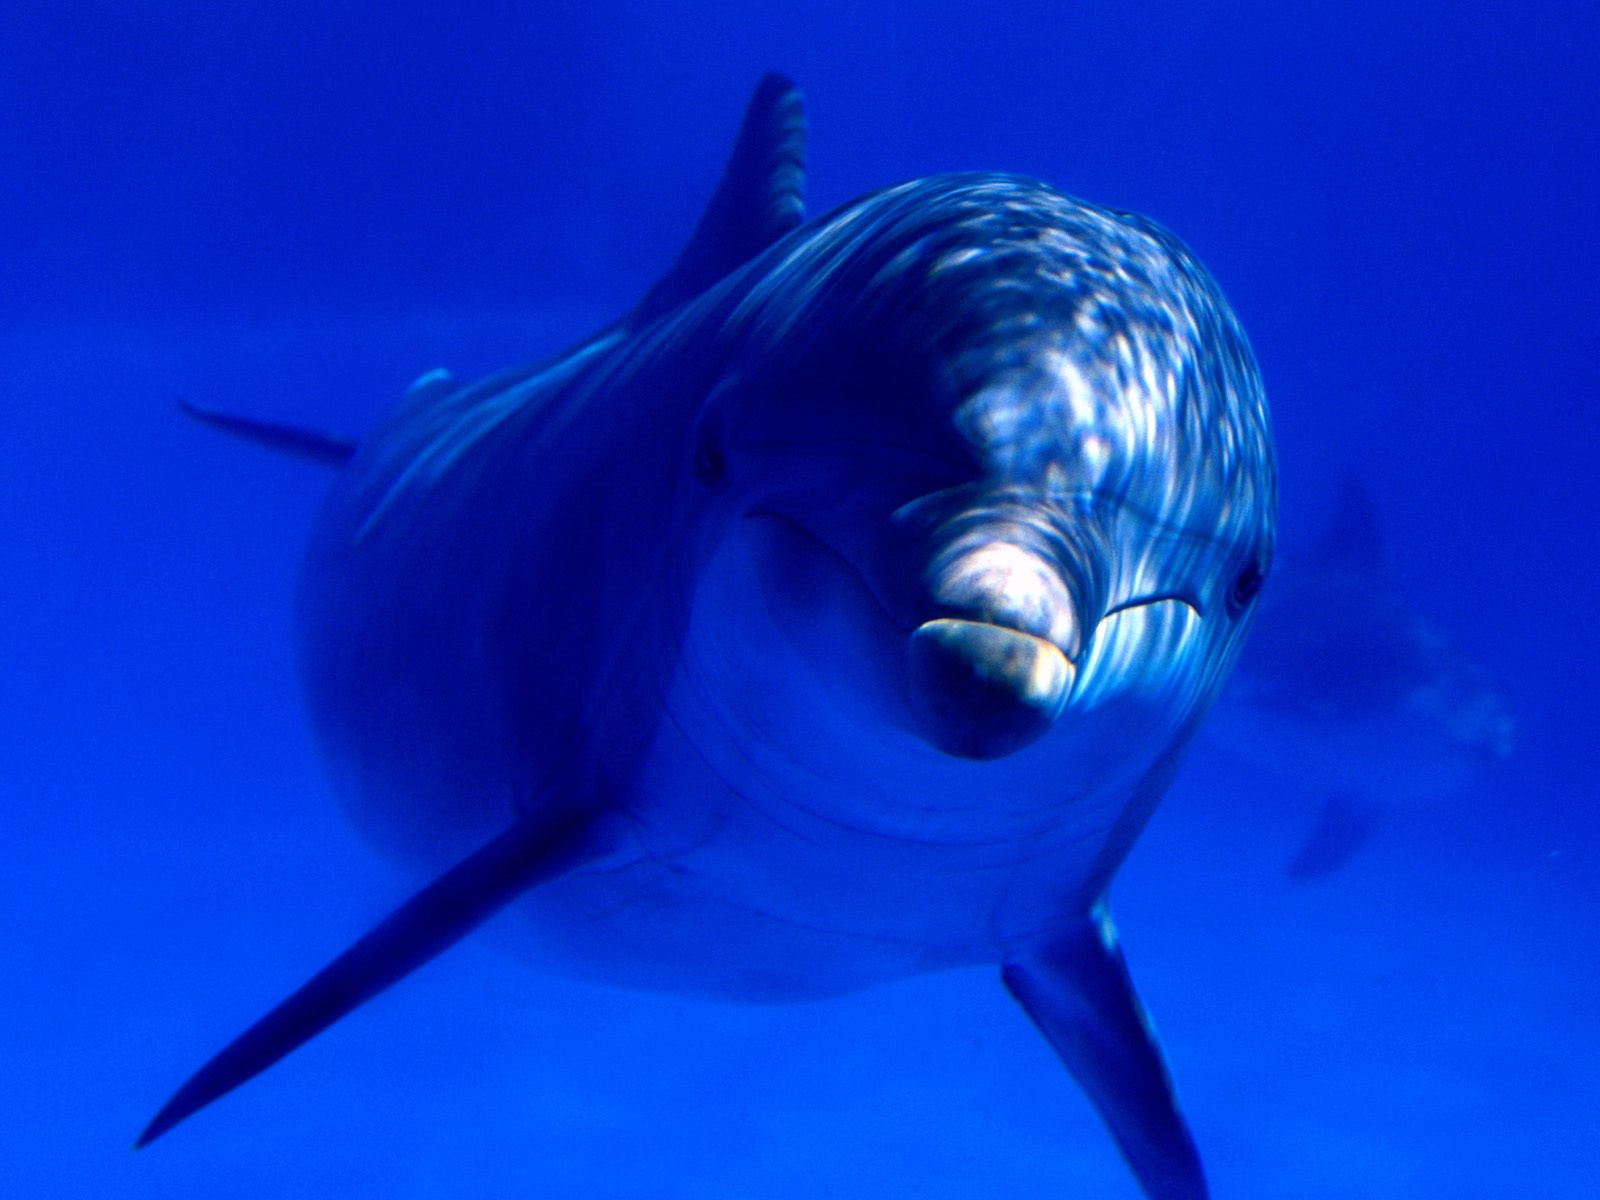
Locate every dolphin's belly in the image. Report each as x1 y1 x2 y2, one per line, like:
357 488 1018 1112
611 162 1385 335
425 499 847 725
487 516 1188 1000
500 706 1118 1002
470 517 1186 1001
500 600 1155 1001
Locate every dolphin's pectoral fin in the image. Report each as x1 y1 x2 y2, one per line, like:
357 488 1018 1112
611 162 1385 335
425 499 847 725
137 808 617 1148
1003 908 1207 1200
1286 793 1384 880
631 73 806 326
179 399 357 467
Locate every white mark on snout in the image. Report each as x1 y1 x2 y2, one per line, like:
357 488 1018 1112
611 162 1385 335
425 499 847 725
930 541 1078 653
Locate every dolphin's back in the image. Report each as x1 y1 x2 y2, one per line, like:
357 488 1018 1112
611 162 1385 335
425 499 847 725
297 76 814 869
298 331 674 865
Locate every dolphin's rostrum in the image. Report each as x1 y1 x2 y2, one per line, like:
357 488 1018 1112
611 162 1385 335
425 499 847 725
142 76 1276 1200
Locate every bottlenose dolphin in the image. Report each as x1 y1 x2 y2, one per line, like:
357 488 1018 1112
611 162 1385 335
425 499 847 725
1208 477 1511 878
141 75 1276 1200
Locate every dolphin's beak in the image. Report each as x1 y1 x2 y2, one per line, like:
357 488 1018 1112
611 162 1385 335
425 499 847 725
907 618 1076 760
902 513 1094 760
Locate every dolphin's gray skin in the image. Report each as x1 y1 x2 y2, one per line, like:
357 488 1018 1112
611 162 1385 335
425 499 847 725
142 76 1276 1200
1209 477 1511 878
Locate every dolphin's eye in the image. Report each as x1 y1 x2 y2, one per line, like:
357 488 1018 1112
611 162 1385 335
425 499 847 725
693 415 727 488
1227 559 1265 616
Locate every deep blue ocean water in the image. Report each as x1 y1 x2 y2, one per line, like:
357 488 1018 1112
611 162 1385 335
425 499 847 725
5 2 1596 1196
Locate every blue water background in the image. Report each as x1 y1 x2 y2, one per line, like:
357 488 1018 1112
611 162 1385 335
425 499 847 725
4 2 1595 1196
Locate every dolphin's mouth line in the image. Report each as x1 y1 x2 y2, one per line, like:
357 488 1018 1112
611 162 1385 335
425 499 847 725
742 507 1096 763
745 507 1106 650
745 511 1213 700
1104 592 1205 619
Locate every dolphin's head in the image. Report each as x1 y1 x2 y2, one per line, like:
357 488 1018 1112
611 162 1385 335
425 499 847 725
673 175 1274 834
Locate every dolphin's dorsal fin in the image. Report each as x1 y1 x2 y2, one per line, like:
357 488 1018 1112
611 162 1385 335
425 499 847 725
1315 474 1389 576
631 73 806 326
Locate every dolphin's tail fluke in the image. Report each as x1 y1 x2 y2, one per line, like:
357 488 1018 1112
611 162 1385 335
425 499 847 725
179 398 358 467
136 809 617 1148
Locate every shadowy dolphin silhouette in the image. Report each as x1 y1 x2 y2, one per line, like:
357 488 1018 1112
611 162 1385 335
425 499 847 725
1210 476 1511 879
142 75 1276 1200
